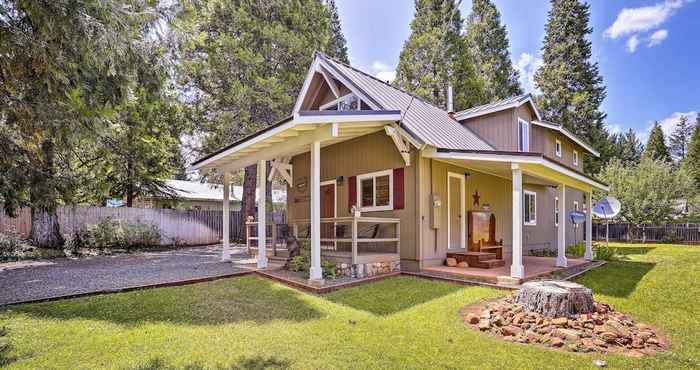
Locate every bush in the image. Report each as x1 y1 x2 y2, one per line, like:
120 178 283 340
567 241 586 258
594 244 617 261
68 217 160 252
288 241 337 280
0 231 38 261
528 248 556 257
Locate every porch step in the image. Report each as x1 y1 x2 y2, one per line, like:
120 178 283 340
268 255 291 264
447 251 497 263
467 258 506 269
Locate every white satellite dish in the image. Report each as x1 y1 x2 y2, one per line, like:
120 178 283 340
592 196 621 247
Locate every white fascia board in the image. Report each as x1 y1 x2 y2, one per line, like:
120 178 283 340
531 120 600 157
453 96 541 122
317 59 383 110
424 148 608 191
189 119 298 171
292 57 321 114
293 112 402 125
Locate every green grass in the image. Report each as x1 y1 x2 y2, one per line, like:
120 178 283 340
0 243 699 369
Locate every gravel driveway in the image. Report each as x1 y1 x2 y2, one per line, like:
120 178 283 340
0 245 255 305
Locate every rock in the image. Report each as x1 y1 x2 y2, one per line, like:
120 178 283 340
554 328 581 342
552 317 568 326
457 261 469 268
594 325 606 334
600 332 618 343
478 320 491 331
501 326 522 337
581 338 596 352
605 321 631 338
480 309 492 320
446 257 457 267
493 316 504 327
512 313 525 325
637 331 653 341
550 338 565 347
593 338 607 347
465 313 479 324
593 359 607 368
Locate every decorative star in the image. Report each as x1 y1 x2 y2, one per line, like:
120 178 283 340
472 190 481 207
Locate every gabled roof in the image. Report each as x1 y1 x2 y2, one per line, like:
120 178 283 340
162 180 286 203
453 94 542 121
531 120 600 157
313 53 494 151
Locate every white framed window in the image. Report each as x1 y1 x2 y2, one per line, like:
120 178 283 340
524 190 537 226
555 139 562 157
518 119 530 152
320 93 361 111
554 196 559 227
574 200 579 212
573 150 579 166
357 169 393 212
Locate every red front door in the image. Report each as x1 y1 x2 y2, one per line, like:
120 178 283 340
320 183 335 248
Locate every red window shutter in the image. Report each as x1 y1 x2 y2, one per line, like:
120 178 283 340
393 168 405 210
348 175 357 211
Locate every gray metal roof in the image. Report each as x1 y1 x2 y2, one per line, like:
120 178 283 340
454 94 533 118
319 54 493 151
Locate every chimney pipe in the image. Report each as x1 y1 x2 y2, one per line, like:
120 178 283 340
447 84 454 113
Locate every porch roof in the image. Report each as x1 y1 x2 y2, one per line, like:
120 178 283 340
427 148 609 192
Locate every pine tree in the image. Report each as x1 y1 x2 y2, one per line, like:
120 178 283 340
643 122 671 163
394 0 464 109
669 115 695 162
534 0 609 174
326 0 350 64
463 0 521 103
616 128 643 164
683 118 700 188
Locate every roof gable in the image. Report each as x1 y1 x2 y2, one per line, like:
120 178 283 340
453 94 542 121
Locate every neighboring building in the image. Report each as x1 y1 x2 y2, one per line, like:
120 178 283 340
190 52 608 284
133 179 286 210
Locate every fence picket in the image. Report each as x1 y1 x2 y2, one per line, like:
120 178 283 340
593 223 700 244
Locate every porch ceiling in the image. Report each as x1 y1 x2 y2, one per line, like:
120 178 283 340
189 111 402 173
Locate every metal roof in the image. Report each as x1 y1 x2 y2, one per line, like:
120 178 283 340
318 53 494 151
453 94 538 120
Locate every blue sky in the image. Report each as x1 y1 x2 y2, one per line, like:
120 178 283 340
335 0 699 142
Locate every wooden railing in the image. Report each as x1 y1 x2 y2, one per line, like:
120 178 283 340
246 215 400 264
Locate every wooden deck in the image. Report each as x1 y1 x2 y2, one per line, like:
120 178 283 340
421 256 594 286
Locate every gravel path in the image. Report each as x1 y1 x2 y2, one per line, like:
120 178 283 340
0 245 255 305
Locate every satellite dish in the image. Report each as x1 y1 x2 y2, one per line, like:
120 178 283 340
569 211 586 225
592 196 621 219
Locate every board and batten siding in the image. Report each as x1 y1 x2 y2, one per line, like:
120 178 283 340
458 109 518 151
286 131 419 263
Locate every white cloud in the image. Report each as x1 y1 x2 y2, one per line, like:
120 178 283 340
656 111 698 137
626 35 640 52
607 123 624 135
605 0 686 39
514 52 543 94
648 29 669 47
370 61 396 83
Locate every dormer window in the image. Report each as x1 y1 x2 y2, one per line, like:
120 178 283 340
518 119 530 152
573 150 579 166
555 139 562 157
320 93 361 111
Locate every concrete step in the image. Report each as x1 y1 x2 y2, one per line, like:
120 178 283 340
468 258 506 269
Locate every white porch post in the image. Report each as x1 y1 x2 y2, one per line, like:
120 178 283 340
309 140 323 283
257 160 268 269
221 172 231 262
585 190 593 261
557 184 568 267
511 163 524 279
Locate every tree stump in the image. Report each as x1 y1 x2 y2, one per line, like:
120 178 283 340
515 280 595 318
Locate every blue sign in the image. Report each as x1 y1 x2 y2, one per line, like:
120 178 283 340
106 199 125 208
569 211 586 225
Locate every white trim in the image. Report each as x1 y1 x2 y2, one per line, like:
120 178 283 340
531 120 600 157
518 118 530 152
554 196 560 227
357 169 393 212
385 125 411 166
257 160 268 269
556 184 567 267
319 92 357 111
293 112 402 124
523 190 537 226
293 58 322 114
453 95 542 122
447 172 466 250
318 65 340 98
573 150 579 166
320 179 338 218
555 139 562 157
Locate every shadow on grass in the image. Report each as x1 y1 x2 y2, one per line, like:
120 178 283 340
324 276 465 316
131 355 290 370
611 246 656 256
9 276 321 326
575 260 655 298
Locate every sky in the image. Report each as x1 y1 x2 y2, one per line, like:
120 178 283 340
334 0 700 142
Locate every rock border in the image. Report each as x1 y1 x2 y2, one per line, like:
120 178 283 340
461 295 669 357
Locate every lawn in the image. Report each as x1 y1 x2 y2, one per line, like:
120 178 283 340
0 243 698 369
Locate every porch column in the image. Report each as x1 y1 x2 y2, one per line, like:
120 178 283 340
556 184 568 267
309 140 323 283
257 160 268 269
585 190 593 261
510 163 524 278
221 172 231 262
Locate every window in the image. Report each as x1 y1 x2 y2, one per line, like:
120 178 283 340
573 150 579 166
320 93 361 111
555 139 562 157
554 197 559 227
573 200 580 228
357 169 393 211
524 190 536 225
518 119 530 152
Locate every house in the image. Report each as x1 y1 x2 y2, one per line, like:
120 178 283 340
133 179 286 211
190 52 608 285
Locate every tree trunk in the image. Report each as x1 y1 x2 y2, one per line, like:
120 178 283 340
30 207 64 249
126 157 135 207
241 164 257 239
29 139 64 249
515 280 595 318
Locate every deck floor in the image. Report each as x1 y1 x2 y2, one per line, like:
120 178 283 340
421 256 590 285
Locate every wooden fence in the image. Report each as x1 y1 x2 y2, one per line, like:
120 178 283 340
0 207 286 246
593 222 700 244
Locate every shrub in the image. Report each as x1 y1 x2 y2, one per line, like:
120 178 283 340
567 241 586 258
69 217 160 252
0 231 37 261
528 248 556 257
594 244 617 261
288 241 337 279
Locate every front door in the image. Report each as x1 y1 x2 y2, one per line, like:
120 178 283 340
320 182 336 248
448 173 465 249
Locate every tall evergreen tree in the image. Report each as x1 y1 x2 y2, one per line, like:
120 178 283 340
394 0 464 109
615 128 643 164
325 0 350 64
643 122 671 163
463 0 521 103
534 0 609 174
683 118 700 189
669 115 695 162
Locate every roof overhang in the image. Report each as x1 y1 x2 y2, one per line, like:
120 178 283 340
453 95 542 122
189 111 403 173
424 147 609 192
531 120 600 157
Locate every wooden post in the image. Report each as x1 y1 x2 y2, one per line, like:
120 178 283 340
351 216 358 265
585 190 593 261
557 184 568 267
257 160 268 269
221 172 231 262
309 140 323 283
511 164 524 279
